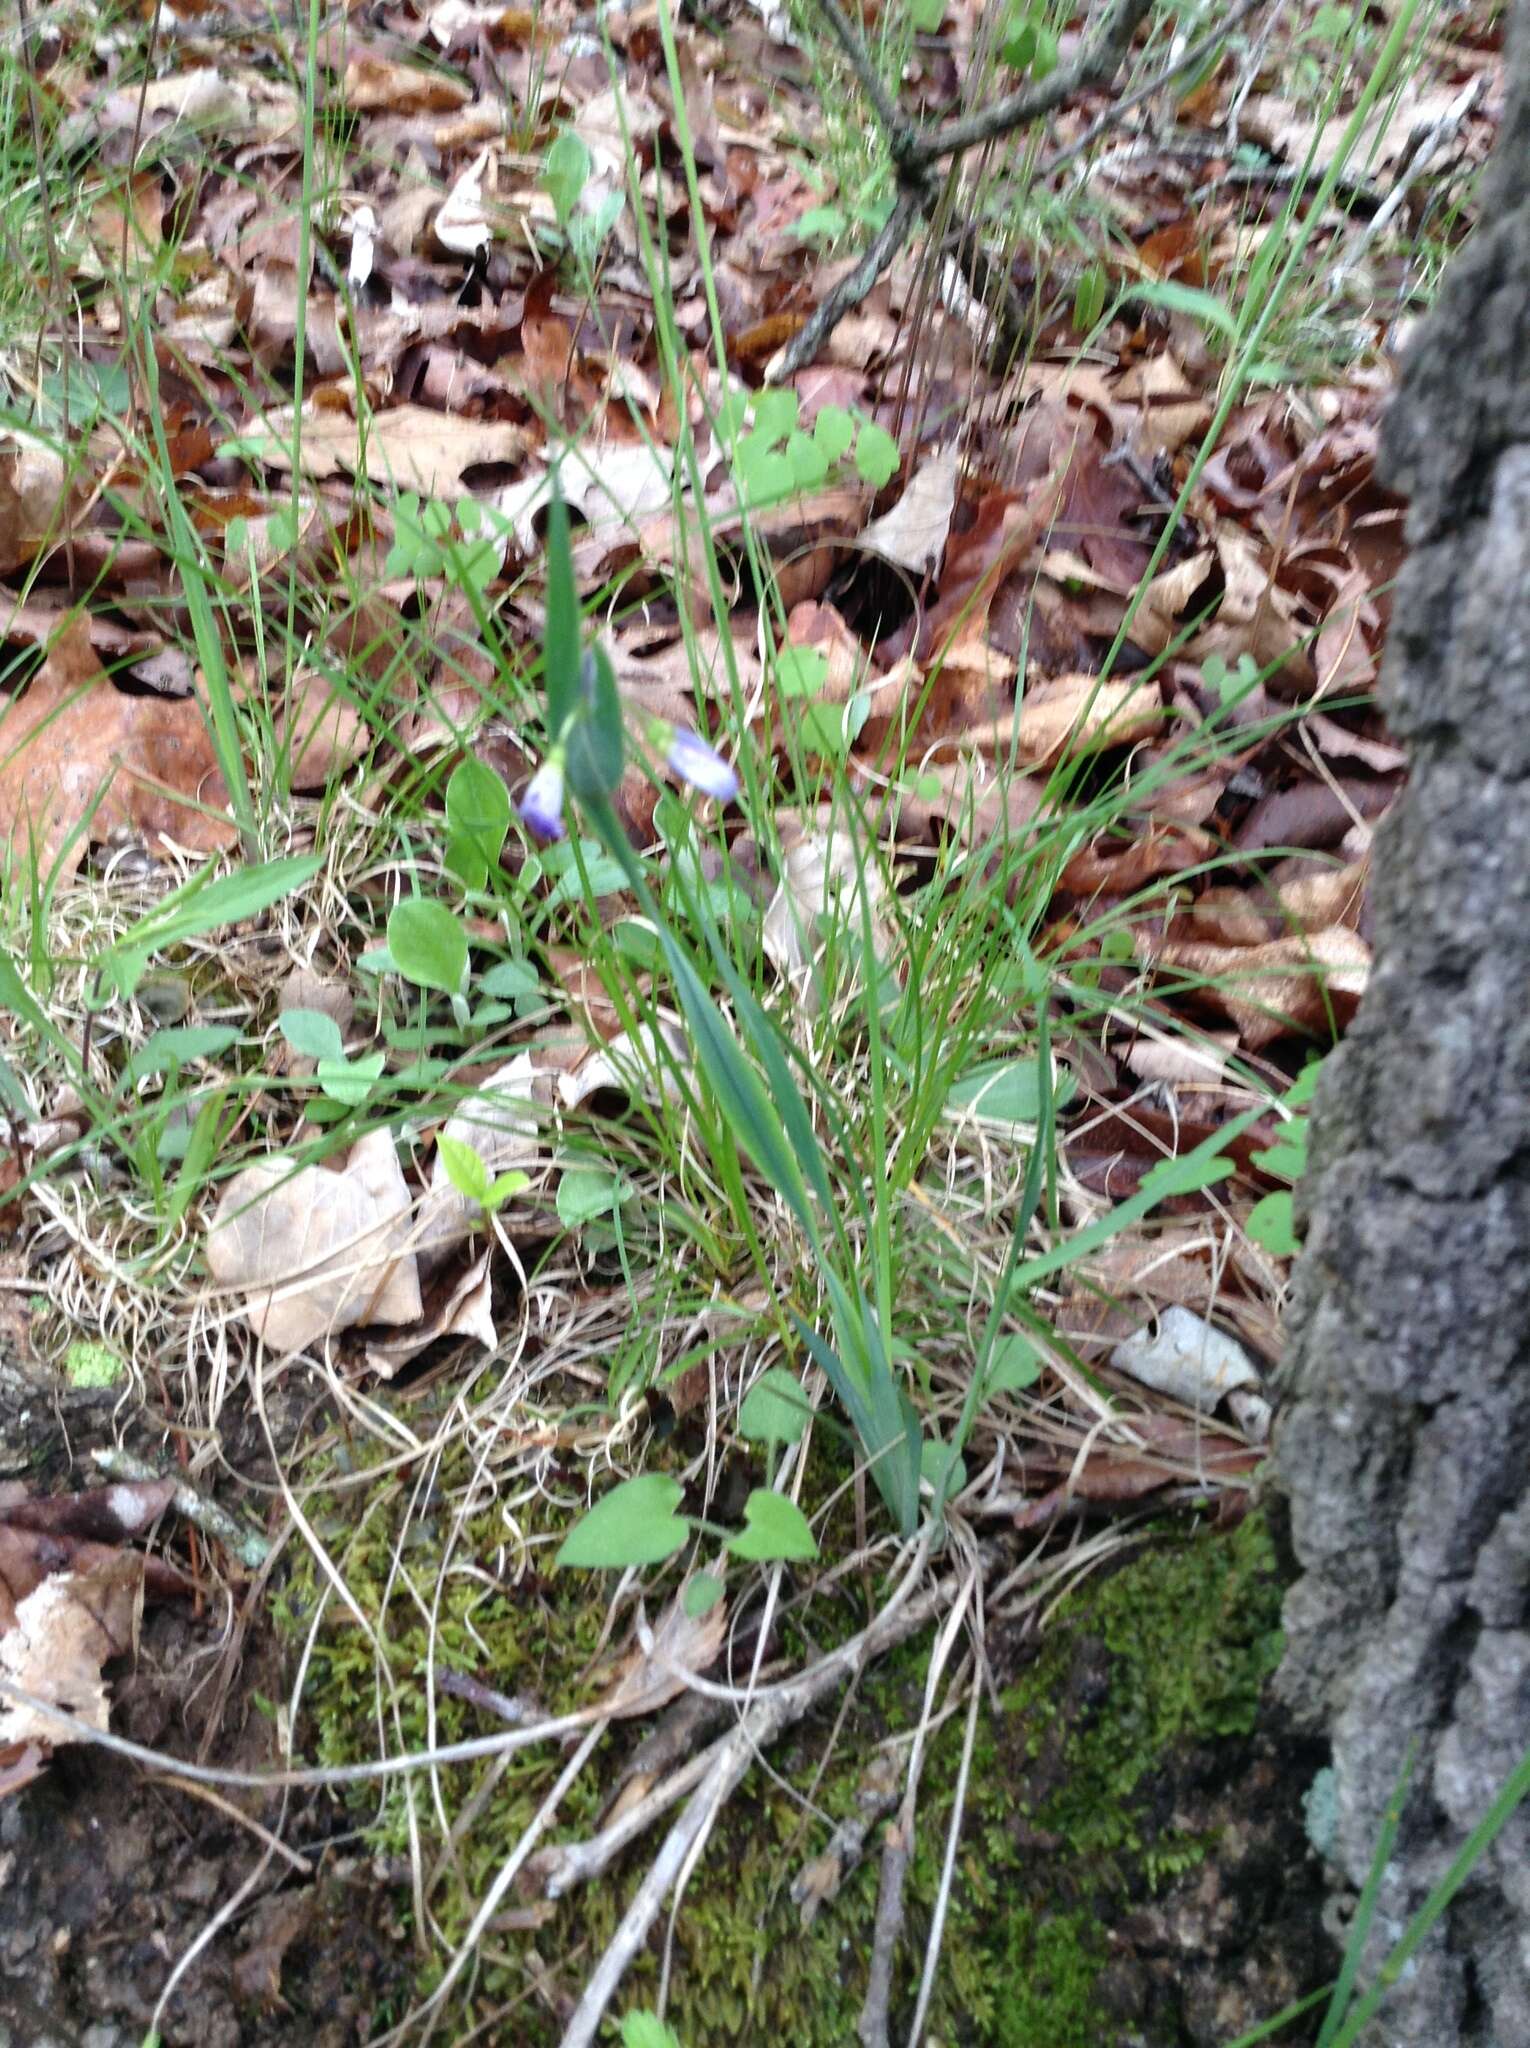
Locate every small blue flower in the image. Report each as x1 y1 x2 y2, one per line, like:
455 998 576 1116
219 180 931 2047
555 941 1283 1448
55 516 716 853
666 725 740 803
519 756 566 841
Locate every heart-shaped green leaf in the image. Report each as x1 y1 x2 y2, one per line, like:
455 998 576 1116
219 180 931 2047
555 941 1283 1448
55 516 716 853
738 1366 812 1446
725 1489 818 1563
280 1009 344 1062
557 1475 689 1568
987 1333 1042 1395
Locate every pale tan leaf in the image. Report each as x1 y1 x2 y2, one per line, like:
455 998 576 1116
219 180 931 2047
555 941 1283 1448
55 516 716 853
434 147 493 257
1150 926 1370 1050
599 1589 728 1721
206 1128 422 1352
245 404 528 494
0 434 71 574
859 446 962 575
942 673 1163 764
0 1552 142 1751
761 818 893 1003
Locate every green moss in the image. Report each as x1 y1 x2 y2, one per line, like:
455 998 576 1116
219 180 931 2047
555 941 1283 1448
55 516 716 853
280 1433 1284 2047
64 1339 124 1388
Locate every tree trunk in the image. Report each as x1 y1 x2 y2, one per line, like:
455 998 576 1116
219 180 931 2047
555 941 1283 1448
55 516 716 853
1274 6 1530 2040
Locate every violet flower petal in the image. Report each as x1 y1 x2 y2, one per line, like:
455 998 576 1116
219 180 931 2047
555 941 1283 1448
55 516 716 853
519 759 567 841
667 726 739 803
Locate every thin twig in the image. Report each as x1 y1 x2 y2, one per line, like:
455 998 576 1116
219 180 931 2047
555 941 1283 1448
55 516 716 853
902 0 1155 167
856 1568 976 2045
774 184 927 380
814 0 918 157
779 0 1257 377
905 1642 984 2042
93 1445 272 1571
1040 0 1269 184
558 1549 949 2048
858 1816 913 2048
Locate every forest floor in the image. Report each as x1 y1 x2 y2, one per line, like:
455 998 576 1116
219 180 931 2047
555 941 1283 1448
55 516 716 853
0 0 1509 2042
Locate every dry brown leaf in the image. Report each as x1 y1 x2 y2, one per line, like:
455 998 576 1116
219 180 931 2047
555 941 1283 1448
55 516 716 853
246 403 527 494
0 435 72 575
0 620 235 875
761 817 894 1003
598 1588 728 1721
497 441 676 555
892 755 1043 846
939 672 1164 764
75 68 299 150
366 1250 497 1378
1275 858 1368 934
1151 925 1370 1050
858 446 962 575
0 1551 143 1753
206 1127 422 1352
343 49 473 113
1243 87 1470 183
274 667 372 790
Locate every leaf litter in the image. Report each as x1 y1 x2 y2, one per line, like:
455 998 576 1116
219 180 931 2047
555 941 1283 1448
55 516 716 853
0 0 1507 2034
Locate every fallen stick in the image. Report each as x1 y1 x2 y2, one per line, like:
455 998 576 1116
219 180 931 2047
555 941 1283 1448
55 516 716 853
558 1548 952 2048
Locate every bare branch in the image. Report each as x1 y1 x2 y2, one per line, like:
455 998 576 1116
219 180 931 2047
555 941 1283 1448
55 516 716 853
814 0 919 158
903 0 1156 166
773 183 926 381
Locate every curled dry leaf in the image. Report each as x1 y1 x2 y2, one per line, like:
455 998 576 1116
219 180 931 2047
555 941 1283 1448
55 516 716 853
761 819 894 1003
0 1550 146 1756
893 754 1043 848
940 672 1164 765
366 1249 497 1378
497 441 677 556
1151 925 1371 1050
1110 1304 1271 1440
342 47 474 114
206 1126 423 1352
434 147 494 257
245 403 527 495
1012 1416 1261 1530
1275 858 1368 934
70 69 301 153
597 1587 728 1721
558 1016 691 1108
0 619 235 875
0 434 72 575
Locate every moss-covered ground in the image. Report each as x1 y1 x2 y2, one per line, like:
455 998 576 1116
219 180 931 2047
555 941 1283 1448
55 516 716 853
277 1435 1285 2045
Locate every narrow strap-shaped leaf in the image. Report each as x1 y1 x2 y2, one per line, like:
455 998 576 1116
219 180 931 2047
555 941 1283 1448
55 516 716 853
543 475 582 736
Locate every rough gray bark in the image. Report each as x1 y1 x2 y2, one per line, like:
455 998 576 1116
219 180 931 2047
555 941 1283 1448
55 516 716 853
1274 6 1530 2041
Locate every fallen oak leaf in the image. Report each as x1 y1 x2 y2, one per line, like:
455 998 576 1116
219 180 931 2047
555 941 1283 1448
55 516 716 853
0 433 74 574
342 46 474 113
932 672 1165 765
1146 925 1371 1050
858 445 962 576
240 403 527 495
0 619 235 876
0 1552 145 1755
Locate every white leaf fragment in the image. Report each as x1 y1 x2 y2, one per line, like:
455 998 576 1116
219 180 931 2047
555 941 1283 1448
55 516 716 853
1110 1304 1271 1439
